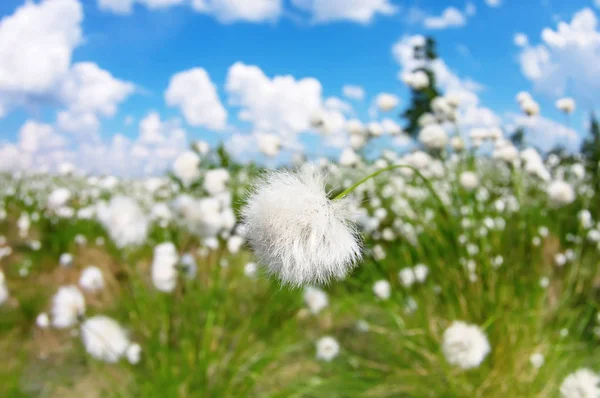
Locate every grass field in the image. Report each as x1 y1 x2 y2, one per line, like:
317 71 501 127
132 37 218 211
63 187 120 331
0 148 599 397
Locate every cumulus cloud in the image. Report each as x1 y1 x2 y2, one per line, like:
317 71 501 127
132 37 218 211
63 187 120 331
0 0 82 113
517 8 600 101
0 113 188 176
18 121 68 153
508 114 581 152
291 0 397 24
98 0 185 15
514 33 528 47
57 62 135 134
485 0 502 7
0 0 134 132
165 68 227 131
225 62 324 138
342 85 365 101
190 0 283 23
424 7 466 30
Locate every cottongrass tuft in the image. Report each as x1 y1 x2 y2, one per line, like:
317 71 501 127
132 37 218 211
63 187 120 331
241 165 362 286
51 285 85 329
81 316 133 363
316 336 340 362
560 368 600 398
442 321 491 370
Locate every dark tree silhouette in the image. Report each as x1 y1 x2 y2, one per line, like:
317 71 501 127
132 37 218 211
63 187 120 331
401 37 441 138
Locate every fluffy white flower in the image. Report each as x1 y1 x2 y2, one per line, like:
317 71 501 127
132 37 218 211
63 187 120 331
376 93 399 112
241 165 361 286
548 180 575 206
402 71 429 90
367 122 384 137
173 151 201 187
227 235 245 254
173 195 226 238
47 188 71 210
451 136 464 152
126 343 142 365
257 133 281 157
36 312 50 329
51 286 85 328
203 168 230 196
349 133 366 150
151 242 179 293
413 264 429 283
59 253 73 267
560 368 600 398
556 97 575 114
579 210 593 229
459 172 479 191
346 119 365 136
79 266 104 292
0 271 8 305
97 197 149 248
244 262 257 278
304 286 328 314
398 268 416 288
373 279 391 300
339 148 360 167
529 352 544 369
316 336 340 362
81 316 130 363
419 124 448 149
194 140 210 155
442 321 491 370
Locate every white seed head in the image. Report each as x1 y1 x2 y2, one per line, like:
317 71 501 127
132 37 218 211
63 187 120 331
81 316 130 363
373 279 391 300
560 368 600 398
79 266 104 292
316 336 340 362
442 321 491 370
51 285 85 329
241 165 361 286
304 286 329 314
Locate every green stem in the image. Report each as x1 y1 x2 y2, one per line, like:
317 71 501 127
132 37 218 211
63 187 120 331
332 164 450 219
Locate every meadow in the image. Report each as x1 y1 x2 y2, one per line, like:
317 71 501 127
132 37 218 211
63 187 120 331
1 130 599 397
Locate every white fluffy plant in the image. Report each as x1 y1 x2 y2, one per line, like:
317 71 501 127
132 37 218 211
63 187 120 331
241 165 362 287
241 163 447 287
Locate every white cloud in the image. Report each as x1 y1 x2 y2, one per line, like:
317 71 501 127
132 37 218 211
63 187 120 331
225 62 323 138
424 7 466 30
514 33 529 47
56 62 134 134
97 0 185 15
508 114 581 152
0 0 82 112
165 68 227 130
291 0 397 24
139 112 166 144
19 121 68 153
485 0 502 7
57 111 100 135
60 62 135 116
517 8 600 101
465 3 476 17
1 113 188 176
191 0 282 23
342 84 365 101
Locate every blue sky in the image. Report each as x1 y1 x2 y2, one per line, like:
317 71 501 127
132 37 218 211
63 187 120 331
0 0 599 175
